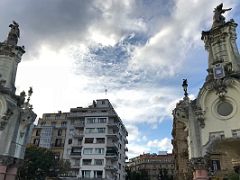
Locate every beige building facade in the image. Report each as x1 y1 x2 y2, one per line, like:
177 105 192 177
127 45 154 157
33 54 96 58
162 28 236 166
30 112 68 159
127 153 175 180
172 4 240 180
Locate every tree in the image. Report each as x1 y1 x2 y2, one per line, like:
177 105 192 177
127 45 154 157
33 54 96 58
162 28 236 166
17 146 70 180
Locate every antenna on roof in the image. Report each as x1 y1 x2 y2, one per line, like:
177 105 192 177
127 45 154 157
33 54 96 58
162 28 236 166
105 88 108 96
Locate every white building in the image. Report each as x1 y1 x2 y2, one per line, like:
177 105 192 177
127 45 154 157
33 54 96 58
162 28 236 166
63 99 128 180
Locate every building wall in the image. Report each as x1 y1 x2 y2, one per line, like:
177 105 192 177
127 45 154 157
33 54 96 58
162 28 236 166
172 119 191 180
64 99 128 180
128 153 175 180
30 99 128 180
30 112 68 159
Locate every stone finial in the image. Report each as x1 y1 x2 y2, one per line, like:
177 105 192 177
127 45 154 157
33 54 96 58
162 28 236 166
6 21 20 46
212 3 232 28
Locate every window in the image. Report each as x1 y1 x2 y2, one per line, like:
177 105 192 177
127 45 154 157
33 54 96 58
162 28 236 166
97 118 106 123
69 129 74 135
94 159 104 165
54 153 60 160
33 138 40 146
82 170 91 178
68 139 72 144
55 139 62 147
51 122 56 126
94 171 103 178
85 138 94 143
87 118 95 124
211 160 221 172
209 131 224 140
77 138 82 145
82 159 92 165
96 138 105 144
61 121 67 126
36 129 40 136
97 128 105 133
95 148 104 154
83 148 93 154
232 129 240 137
72 147 82 153
74 159 80 166
85 128 95 133
58 129 62 136
40 121 46 126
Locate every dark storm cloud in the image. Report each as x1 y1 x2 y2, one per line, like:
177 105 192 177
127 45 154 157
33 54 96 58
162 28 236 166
0 0 99 56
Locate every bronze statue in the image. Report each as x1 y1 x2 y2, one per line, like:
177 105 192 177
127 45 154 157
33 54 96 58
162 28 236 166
6 21 20 45
212 3 231 28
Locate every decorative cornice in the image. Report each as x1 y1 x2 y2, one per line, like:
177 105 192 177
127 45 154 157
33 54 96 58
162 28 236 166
190 157 208 170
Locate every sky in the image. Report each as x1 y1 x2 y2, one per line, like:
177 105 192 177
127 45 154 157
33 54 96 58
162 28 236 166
1 0 240 159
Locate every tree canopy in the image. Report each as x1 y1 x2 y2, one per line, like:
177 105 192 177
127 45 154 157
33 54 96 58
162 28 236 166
18 146 70 180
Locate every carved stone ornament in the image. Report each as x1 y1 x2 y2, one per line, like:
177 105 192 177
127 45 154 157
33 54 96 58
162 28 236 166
205 78 234 98
173 99 189 122
190 157 208 170
20 108 36 128
0 109 14 130
193 106 205 128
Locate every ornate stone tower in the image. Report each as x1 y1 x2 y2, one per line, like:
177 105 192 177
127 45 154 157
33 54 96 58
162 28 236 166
0 21 36 180
172 4 240 180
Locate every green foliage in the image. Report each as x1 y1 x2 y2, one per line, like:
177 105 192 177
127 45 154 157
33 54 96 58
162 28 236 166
17 146 70 180
227 172 239 180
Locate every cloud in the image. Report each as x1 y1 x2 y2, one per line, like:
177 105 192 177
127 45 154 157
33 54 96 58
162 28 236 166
147 137 173 153
10 0 240 159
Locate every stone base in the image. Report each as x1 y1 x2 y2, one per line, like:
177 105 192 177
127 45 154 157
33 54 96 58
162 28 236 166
193 169 209 180
0 165 17 180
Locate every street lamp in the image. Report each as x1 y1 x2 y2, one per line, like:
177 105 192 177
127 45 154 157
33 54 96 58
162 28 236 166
182 79 188 97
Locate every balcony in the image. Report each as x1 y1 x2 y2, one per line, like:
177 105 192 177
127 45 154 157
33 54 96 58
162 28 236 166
106 153 118 160
70 152 81 157
73 132 84 138
125 156 128 160
124 147 128 151
105 164 118 172
106 141 118 148
52 143 64 148
124 139 128 144
74 122 85 127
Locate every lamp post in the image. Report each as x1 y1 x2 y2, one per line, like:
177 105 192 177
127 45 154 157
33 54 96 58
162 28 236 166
182 79 188 97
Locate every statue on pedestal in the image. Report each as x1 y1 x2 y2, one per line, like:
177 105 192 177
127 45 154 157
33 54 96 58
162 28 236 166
212 3 231 28
6 21 20 46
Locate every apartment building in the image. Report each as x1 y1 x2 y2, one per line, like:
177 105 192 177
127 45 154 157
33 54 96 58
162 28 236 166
30 99 128 179
30 112 69 159
127 153 175 180
63 99 128 180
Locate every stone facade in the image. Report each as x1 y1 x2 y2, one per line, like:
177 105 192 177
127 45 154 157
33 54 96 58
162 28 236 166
0 22 36 180
172 4 240 180
172 118 192 180
127 153 175 180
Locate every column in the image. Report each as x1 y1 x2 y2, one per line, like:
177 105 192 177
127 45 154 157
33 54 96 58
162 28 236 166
5 167 18 180
0 165 7 180
191 157 209 180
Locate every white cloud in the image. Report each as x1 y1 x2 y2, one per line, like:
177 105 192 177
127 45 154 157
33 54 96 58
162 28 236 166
11 0 240 158
147 137 173 153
